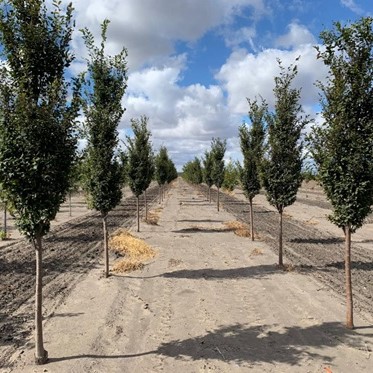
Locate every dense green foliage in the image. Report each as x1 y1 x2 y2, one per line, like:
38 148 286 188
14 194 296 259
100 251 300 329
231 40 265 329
182 157 203 184
262 60 308 213
127 116 154 197
0 0 80 239
239 98 266 200
311 17 373 233
155 146 177 186
82 20 127 215
222 160 239 192
211 138 226 189
202 150 214 188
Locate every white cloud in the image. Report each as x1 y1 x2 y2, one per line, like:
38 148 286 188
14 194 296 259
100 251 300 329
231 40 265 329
340 0 364 15
216 41 328 114
64 0 268 71
275 22 316 49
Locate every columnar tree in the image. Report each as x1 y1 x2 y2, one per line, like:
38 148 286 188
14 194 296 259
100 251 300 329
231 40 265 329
127 116 154 231
261 60 309 266
0 0 80 364
239 98 266 240
202 151 214 202
82 20 127 278
310 17 373 329
155 146 170 202
211 138 226 212
182 157 203 184
166 158 178 183
222 159 239 192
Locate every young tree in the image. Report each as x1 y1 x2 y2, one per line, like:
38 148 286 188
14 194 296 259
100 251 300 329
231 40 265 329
262 60 309 266
127 116 154 232
222 159 239 192
82 20 127 278
211 138 226 212
155 146 170 202
310 17 373 329
166 158 178 183
182 157 203 184
0 0 80 364
239 98 266 241
202 151 214 202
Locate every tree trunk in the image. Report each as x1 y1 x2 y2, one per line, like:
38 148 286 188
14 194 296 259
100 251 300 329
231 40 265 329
34 234 48 364
159 185 162 203
144 190 148 221
208 186 211 203
345 224 354 329
217 187 220 212
69 191 72 217
279 210 283 266
137 196 140 232
249 197 254 241
102 214 109 278
3 202 7 236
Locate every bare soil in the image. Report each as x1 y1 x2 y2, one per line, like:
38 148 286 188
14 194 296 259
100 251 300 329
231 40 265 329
1 179 373 372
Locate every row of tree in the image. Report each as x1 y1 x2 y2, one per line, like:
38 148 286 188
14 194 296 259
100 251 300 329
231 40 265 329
0 1 177 364
182 17 373 331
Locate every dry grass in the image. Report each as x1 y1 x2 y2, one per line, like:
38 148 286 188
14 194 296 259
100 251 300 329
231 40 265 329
110 229 156 273
250 248 263 256
224 221 251 238
112 260 144 273
305 217 319 225
145 207 162 225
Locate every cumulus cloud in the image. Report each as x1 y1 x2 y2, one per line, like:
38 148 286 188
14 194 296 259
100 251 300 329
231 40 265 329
275 22 316 49
63 0 268 71
216 40 328 114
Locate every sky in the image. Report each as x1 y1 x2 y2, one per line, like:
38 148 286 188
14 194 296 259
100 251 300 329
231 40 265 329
65 0 372 169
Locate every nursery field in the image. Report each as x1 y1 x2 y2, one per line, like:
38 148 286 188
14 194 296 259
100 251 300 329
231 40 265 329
1 179 372 372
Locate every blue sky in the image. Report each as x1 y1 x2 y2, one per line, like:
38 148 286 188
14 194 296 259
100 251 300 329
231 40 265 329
66 1 372 169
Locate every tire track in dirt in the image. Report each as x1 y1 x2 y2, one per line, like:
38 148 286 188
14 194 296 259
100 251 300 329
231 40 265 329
197 185 373 319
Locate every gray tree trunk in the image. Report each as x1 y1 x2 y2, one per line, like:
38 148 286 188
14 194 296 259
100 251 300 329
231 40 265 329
3 202 7 236
249 197 254 241
345 224 354 329
34 234 48 364
69 191 72 217
103 214 109 278
137 196 140 232
279 210 283 266
144 190 148 221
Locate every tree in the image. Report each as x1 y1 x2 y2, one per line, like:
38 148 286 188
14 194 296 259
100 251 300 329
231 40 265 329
239 98 267 241
127 116 154 231
210 138 226 212
310 17 373 329
0 0 80 364
155 146 170 202
166 158 178 183
82 20 127 278
222 159 239 192
202 151 214 202
182 157 203 184
261 60 309 266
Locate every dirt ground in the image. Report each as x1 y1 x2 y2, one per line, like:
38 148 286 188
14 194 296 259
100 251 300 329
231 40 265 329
2 179 372 373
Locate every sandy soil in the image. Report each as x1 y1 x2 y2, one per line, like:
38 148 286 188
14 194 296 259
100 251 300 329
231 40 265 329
3 179 372 373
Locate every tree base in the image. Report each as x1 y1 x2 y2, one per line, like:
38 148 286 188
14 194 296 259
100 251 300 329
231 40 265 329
35 349 48 365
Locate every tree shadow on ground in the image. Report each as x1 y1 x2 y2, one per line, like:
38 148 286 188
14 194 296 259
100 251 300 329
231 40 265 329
177 219 225 223
122 265 284 280
325 261 373 271
289 237 344 244
172 227 233 234
46 322 370 368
